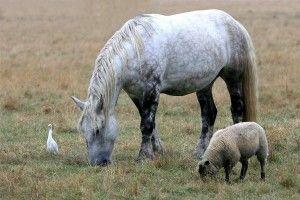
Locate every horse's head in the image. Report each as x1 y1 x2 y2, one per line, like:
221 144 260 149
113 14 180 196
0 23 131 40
71 95 117 166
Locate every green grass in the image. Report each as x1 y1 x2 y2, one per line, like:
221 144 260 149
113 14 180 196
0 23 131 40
0 91 299 199
0 0 299 199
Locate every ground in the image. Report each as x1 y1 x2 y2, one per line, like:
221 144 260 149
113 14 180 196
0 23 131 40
0 0 299 199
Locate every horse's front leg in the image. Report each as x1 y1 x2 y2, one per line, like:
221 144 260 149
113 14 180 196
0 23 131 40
195 85 217 158
131 96 164 157
151 128 164 154
132 85 162 160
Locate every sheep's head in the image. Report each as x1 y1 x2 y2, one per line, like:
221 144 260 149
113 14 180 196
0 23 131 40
198 160 218 179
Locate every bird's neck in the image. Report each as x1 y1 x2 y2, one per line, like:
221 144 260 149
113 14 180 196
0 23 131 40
48 128 53 138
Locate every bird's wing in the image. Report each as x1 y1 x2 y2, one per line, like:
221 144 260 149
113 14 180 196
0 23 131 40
47 139 59 154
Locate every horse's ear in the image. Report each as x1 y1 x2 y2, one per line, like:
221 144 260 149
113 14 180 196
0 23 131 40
70 96 86 111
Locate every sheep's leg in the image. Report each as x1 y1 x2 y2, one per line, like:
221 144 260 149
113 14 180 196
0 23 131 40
131 97 164 155
195 84 217 157
224 162 232 182
222 75 244 123
240 160 248 180
133 85 160 161
258 156 266 180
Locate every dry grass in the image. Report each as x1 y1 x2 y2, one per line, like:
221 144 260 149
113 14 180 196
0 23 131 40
0 0 299 199
1 95 21 111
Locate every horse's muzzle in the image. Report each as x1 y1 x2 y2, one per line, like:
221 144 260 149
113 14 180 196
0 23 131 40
90 156 111 167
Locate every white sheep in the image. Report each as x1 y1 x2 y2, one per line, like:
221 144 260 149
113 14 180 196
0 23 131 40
198 122 268 182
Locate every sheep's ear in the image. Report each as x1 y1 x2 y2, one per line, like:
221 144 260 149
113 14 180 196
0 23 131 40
198 164 204 173
204 160 210 166
71 96 86 111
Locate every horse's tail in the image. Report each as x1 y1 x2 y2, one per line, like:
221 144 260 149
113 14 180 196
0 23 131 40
242 28 258 122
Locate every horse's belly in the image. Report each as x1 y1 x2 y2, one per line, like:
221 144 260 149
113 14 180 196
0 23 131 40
155 11 229 96
160 66 220 96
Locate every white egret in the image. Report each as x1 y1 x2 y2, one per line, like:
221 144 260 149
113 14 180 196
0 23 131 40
47 124 59 154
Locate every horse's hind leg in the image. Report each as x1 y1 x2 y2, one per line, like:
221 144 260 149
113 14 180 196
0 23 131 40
195 84 217 157
221 73 244 123
131 97 164 156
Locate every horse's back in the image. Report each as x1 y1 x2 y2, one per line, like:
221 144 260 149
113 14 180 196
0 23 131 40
148 9 236 44
154 10 237 94
124 10 250 96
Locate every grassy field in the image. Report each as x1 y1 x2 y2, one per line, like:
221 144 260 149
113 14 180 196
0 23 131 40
0 0 299 199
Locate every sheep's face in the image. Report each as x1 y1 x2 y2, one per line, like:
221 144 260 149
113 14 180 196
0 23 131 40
198 160 218 179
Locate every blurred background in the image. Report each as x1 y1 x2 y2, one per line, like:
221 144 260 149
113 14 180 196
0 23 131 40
1 0 299 129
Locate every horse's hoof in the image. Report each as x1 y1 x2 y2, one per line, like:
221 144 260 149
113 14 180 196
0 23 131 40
136 143 155 161
136 152 155 162
152 138 165 155
193 147 205 159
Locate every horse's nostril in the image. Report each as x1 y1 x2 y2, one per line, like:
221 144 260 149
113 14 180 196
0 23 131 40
89 151 111 166
100 158 111 166
90 158 111 166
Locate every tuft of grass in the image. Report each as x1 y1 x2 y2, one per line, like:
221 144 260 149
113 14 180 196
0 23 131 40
280 174 298 189
2 96 21 111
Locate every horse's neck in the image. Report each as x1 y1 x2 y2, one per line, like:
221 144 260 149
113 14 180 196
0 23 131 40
110 55 125 110
111 72 122 114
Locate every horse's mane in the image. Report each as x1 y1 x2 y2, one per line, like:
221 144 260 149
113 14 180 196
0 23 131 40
88 15 155 119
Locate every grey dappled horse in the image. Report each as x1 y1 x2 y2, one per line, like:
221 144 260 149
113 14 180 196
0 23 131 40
71 10 257 166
